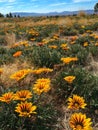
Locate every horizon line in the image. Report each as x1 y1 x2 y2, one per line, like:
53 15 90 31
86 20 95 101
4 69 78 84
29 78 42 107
3 9 94 14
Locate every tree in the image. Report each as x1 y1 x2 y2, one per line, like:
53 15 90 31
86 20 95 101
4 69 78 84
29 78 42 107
0 13 4 17
94 3 98 13
9 12 13 18
6 12 13 18
6 13 9 17
17 15 20 18
14 14 16 17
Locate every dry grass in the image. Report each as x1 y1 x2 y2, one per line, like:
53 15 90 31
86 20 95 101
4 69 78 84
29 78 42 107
86 54 98 76
61 106 72 130
4 33 16 47
0 60 33 88
90 61 98 76
0 16 97 29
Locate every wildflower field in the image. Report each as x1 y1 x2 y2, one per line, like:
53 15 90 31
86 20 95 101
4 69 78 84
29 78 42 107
0 14 98 130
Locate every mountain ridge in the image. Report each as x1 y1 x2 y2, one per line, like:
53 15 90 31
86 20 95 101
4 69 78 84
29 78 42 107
12 10 94 17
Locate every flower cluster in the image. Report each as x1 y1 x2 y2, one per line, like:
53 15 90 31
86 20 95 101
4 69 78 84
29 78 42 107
68 95 92 130
33 78 51 95
0 90 37 117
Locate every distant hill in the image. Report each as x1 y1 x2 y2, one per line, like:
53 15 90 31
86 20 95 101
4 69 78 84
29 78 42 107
12 10 94 17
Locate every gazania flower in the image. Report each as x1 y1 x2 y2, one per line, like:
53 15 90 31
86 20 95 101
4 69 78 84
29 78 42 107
48 45 58 49
81 25 85 28
83 42 89 47
61 57 78 64
94 35 98 39
33 78 51 95
15 101 37 117
13 51 22 57
68 95 87 110
90 33 95 37
10 69 32 81
53 35 59 40
64 76 76 84
70 36 78 41
0 68 3 74
30 38 36 41
69 113 92 130
0 92 14 103
70 41 75 44
86 30 92 33
20 41 29 47
14 90 32 101
95 42 98 46
60 43 67 48
61 57 73 64
32 68 53 74
42 39 48 44
60 44 69 50
50 38 55 42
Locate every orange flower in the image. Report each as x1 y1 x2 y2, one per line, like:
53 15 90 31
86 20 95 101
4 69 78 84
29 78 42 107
13 51 22 57
33 78 51 95
70 41 75 44
94 35 98 39
0 92 14 103
83 42 89 47
32 68 53 74
86 30 92 33
70 36 78 41
49 45 58 49
15 101 37 117
81 25 85 28
30 38 36 41
95 42 98 46
42 39 49 44
61 57 78 64
68 95 87 110
14 90 32 101
20 41 29 47
64 76 76 84
69 113 92 130
10 69 32 81
60 44 69 50
61 57 73 64
0 68 3 74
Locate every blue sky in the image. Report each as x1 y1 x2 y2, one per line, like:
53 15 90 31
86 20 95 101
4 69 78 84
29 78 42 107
0 0 97 14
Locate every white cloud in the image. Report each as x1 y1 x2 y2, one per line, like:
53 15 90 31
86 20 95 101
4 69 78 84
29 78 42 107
0 0 6 2
73 0 92 3
8 0 16 2
0 0 16 2
50 2 66 7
